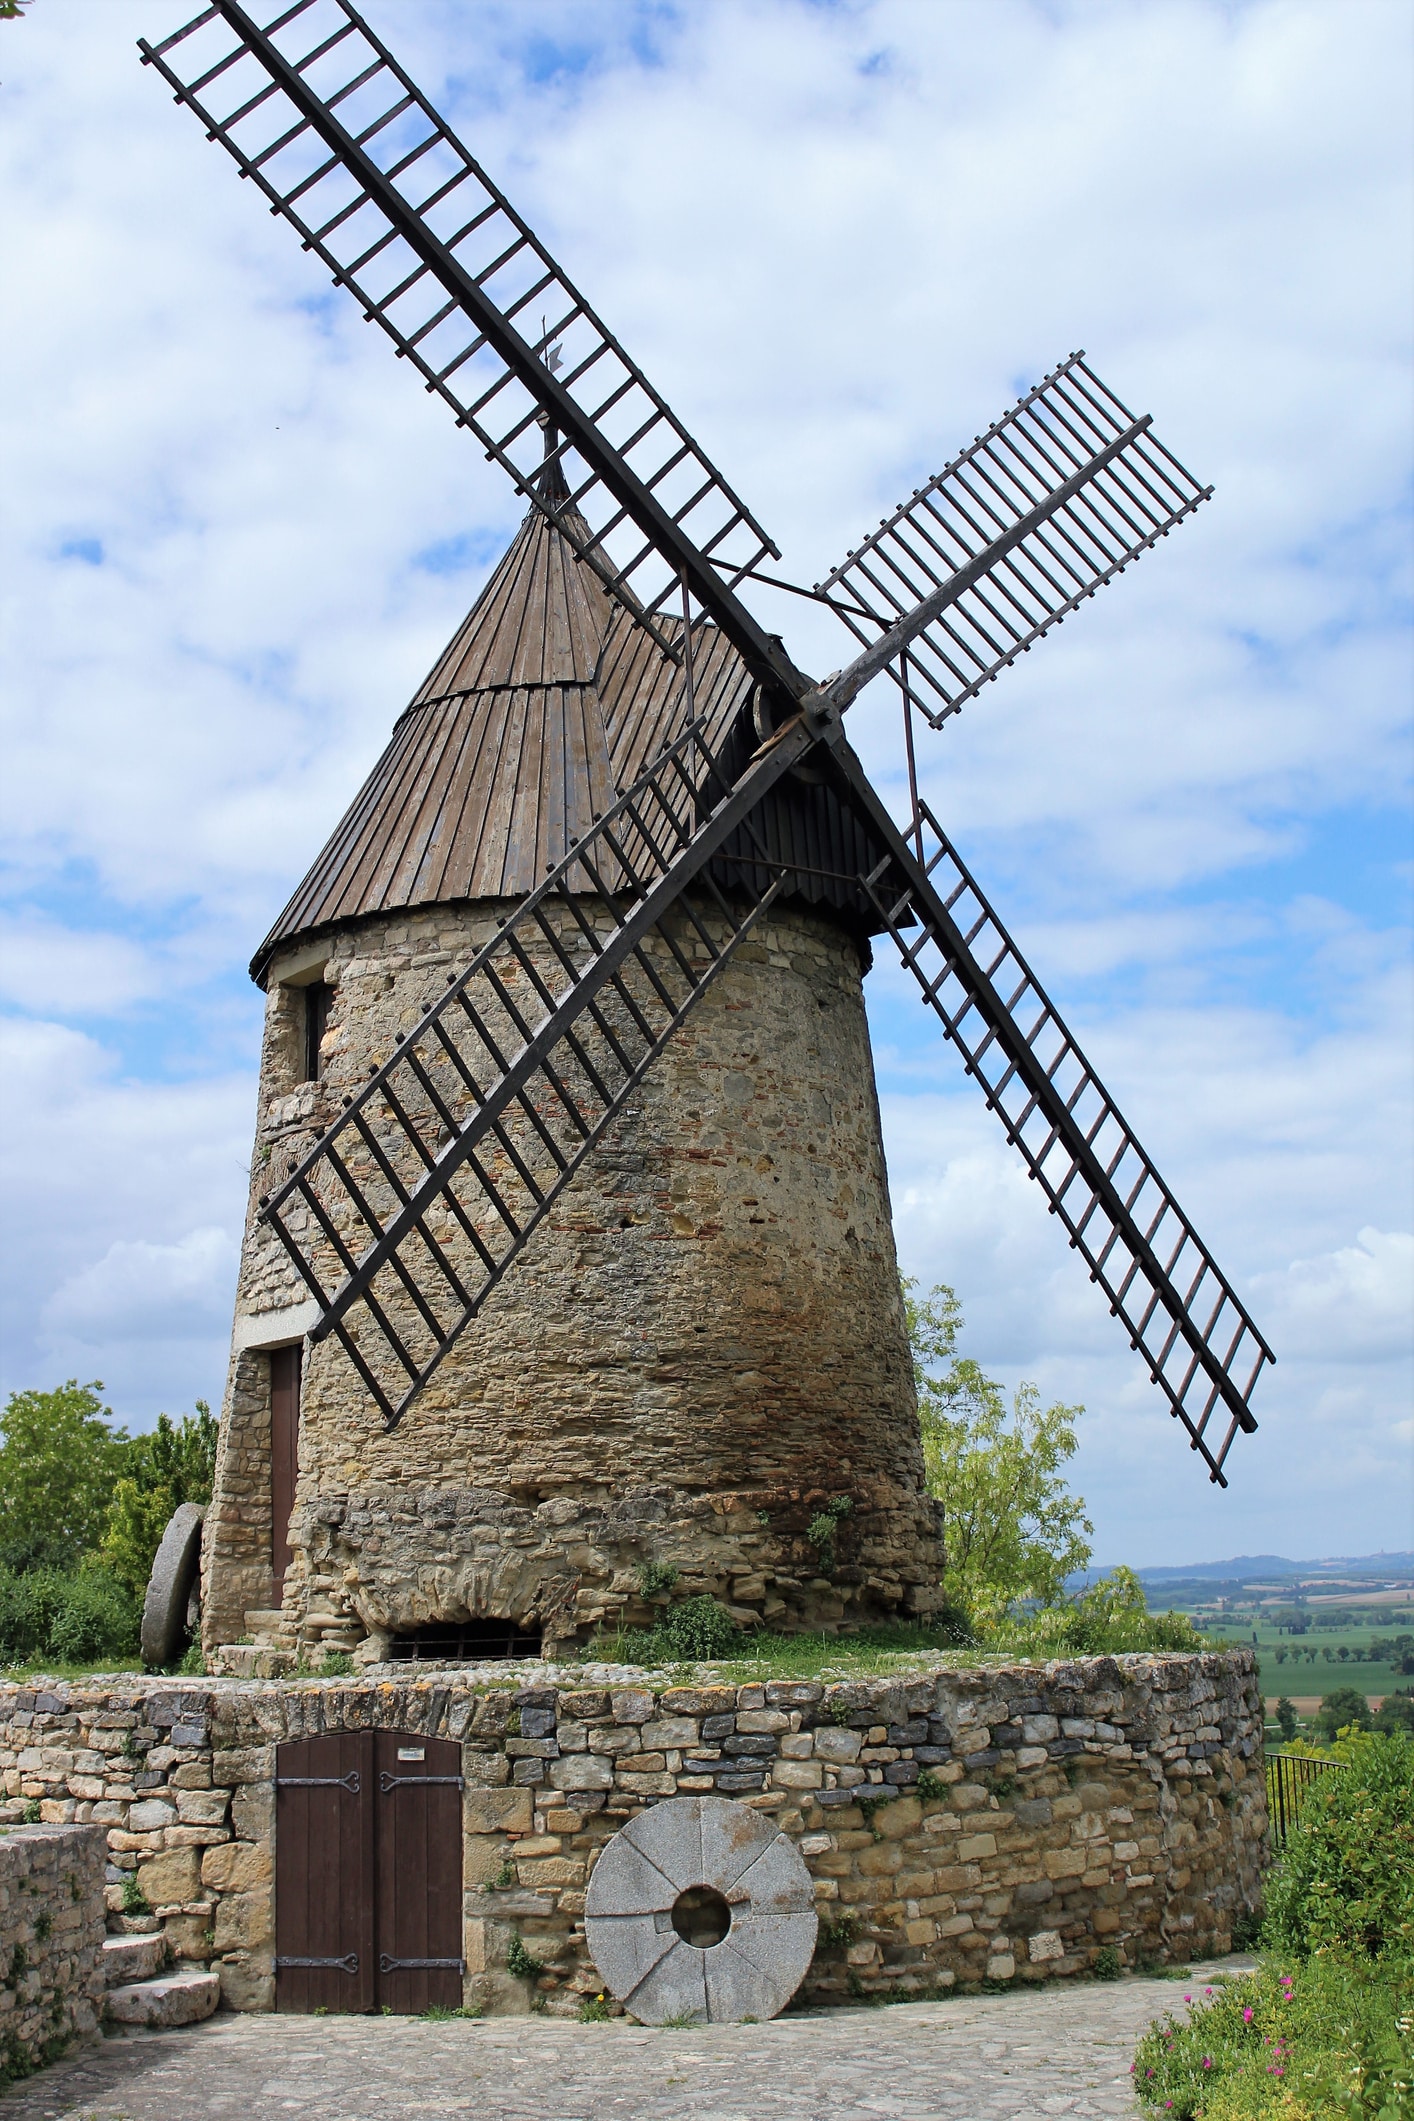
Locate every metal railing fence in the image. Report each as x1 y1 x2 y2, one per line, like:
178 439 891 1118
1265 1751 1347 1850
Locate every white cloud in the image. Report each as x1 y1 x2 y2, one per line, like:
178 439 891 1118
0 1020 250 1424
0 0 1408 1544
42 1227 238 1348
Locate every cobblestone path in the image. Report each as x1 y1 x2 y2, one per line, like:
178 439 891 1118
3 1963 1251 2121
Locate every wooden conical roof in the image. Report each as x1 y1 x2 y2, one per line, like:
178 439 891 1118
251 486 891 985
251 486 751 983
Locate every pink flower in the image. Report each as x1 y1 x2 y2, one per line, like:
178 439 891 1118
1202 2057 1214 2069
1243 2007 1255 2022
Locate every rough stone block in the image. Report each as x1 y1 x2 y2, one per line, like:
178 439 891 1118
549 1755 614 1792
465 1787 533 1836
127 1799 178 1834
136 1847 202 1908
201 1841 271 1895
640 1718 700 1750
1028 1929 1064 1962
814 1728 862 1765
212 1888 274 1954
767 1756 822 1790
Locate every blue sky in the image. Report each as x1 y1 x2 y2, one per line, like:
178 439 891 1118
1 0 1409 1566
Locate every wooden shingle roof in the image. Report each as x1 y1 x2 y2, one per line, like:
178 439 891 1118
251 494 887 986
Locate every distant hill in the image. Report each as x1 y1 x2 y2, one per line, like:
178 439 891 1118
1074 1553 1414 1587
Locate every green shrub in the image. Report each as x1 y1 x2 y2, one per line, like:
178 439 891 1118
506 1935 544 1980
805 1497 853 1571
636 1561 679 1601
1264 1734 1414 1962
997 1568 1205 1657
659 1597 740 1661
0 1560 138 1668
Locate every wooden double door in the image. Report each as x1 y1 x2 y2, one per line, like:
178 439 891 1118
274 1729 464 2013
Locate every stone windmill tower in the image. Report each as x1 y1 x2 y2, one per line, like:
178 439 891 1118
141 1 1273 1671
203 465 940 1660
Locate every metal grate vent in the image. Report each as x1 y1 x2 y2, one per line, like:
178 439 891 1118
387 1619 542 1662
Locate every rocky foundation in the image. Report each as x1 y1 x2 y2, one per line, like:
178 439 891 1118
1 1651 1266 2018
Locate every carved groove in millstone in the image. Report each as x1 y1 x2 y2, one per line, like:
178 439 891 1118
583 1795 817 2023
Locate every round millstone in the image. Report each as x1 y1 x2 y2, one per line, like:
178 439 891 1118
140 1503 204 1669
584 1794 817 2024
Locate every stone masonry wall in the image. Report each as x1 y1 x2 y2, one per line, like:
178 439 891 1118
0 1652 1265 2018
205 899 944 1658
0 1822 106 2077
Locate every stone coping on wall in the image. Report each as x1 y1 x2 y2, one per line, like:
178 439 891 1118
0 1651 1266 2019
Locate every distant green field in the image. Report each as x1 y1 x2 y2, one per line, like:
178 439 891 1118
1201 1621 1411 1702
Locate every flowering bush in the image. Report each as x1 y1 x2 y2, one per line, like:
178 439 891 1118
1131 1959 1413 2118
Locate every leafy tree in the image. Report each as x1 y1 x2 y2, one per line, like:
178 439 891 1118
1275 1696 1298 1742
1316 1684 1370 1740
0 1382 131 1571
903 1279 1091 1623
1374 1689 1414 1739
100 1405 218 1597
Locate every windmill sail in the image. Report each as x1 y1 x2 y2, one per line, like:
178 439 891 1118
139 0 802 697
145 5 1269 1477
815 353 1212 724
819 743 1273 1483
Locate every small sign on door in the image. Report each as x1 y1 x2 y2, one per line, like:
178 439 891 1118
396 1746 425 1762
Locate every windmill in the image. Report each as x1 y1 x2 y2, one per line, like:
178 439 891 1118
140 0 1272 1665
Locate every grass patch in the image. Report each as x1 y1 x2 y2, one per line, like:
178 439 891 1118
585 1612 1214 1683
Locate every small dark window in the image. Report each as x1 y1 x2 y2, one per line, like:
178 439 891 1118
388 1619 542 1663
303 981 331 1082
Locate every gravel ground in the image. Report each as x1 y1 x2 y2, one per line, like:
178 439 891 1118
1 1960 1254 2121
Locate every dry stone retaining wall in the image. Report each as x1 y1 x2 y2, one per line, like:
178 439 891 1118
0 1822 106 2079
0 1651 1265 2018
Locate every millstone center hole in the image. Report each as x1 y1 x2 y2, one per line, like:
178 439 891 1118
671 1885 731 1949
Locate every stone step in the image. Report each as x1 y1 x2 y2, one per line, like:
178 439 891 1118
102 1933 166 1987
213 1643 295 1678
106 1969 220 2029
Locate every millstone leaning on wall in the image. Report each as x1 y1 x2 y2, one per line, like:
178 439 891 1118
0 1652 1266 2018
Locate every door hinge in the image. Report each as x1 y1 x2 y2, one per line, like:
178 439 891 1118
276 1953 359 1973
378 1772 465 1792
276 1771 361 1792
379 1955 466 1973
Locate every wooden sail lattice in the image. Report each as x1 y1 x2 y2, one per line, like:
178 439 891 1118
139 0 792 680
814 352 1211 723
824 755 1273 1483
